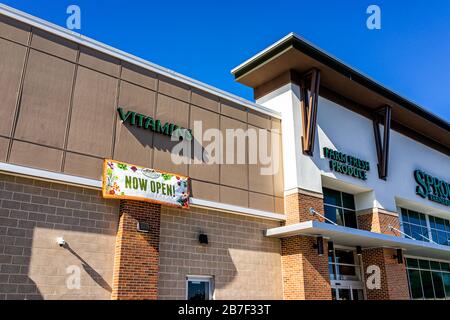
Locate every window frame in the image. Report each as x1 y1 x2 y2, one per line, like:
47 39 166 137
186 275 214 301
323 188 357 229
405 256 450 300
328 247 362 282
400 207 450 246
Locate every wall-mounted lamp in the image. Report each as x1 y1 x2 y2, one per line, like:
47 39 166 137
393 248 403 264
56 237 66 247
199 233 208 245
313 236 324 256
356 246 362 255
328 241 334 253
137 221 150 233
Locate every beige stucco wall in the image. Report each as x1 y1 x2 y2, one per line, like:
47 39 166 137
158 206 283 299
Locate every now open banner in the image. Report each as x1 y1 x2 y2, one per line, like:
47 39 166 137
102 159 190 208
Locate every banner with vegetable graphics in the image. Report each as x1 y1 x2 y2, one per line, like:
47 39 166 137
102 159 190 208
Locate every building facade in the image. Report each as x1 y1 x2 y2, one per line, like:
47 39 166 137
0 5 449 300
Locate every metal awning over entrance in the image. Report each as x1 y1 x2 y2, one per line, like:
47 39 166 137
265 220 450 261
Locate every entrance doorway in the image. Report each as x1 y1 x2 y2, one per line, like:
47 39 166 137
331 281 364 300
329 246 365 300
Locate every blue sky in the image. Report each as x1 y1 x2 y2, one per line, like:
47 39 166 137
3 0 449 121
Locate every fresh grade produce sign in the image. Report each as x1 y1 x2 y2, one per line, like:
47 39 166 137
102 159 190 208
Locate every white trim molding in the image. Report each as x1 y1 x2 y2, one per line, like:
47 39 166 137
190 198 286 221
0 162 286 222
0 162 102 189
0 4 281 120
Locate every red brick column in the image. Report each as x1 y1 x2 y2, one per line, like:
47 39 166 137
285 190 325 224
281 190 331 300
281 235 331 300
357 208 400 236
111 200 161 300
358 208 410 300
361 248 409 300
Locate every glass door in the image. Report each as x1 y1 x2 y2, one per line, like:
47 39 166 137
331 282 364 300
329 247 365 300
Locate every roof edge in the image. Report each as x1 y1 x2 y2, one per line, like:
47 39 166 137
232 33 449 131
0 4 281 119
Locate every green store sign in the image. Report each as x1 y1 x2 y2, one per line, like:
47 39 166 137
117 107 192 141
414 170 450 207
323 147 370 181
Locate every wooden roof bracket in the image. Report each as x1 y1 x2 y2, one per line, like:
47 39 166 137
373 105 392 180
300 68 321 156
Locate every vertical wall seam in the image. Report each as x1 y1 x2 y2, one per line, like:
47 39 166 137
150 76 160 167
60 45 81 172
6 26 32 162
110 62 123 160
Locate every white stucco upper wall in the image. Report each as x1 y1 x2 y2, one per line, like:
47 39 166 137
258 84 450 217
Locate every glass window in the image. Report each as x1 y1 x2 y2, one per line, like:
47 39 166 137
442 273 450 299
342 192 355 210
406 258 419 268
420 271 435 299
430 215 450 246
328 249 360 281
406 258 450 300
323 188 342 207
432 272 446 299
323 188 357 229
187 277 213 300
401 208 428 241
407 269 423 299
402 208 450 246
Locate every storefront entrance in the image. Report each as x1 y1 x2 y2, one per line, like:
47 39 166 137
331 281 364 300
329 246 365 300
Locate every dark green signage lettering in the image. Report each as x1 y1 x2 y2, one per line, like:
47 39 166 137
414 170 450 207
125 175 176 196
117 107 192 141
323 147 370 181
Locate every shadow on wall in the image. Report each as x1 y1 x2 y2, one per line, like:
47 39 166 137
64 243 112 293
123 121 208 163
158 206 284 300
0 174 119 300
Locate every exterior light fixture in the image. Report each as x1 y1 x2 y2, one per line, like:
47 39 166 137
313 236 324 256
56 237 66 247
199 234 208 245
328 241 334 252
393 249 403 264
356 246 362 255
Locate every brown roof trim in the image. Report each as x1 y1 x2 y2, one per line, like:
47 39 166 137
232 34 449 132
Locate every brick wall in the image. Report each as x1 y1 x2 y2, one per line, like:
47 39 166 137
281 191 331 300
361 248 409 300
285 191 324 225
0 173 119 300
358 208 410 300
357 208 400 236
111 200 160 300
281 235 331 300
158 206 283 300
